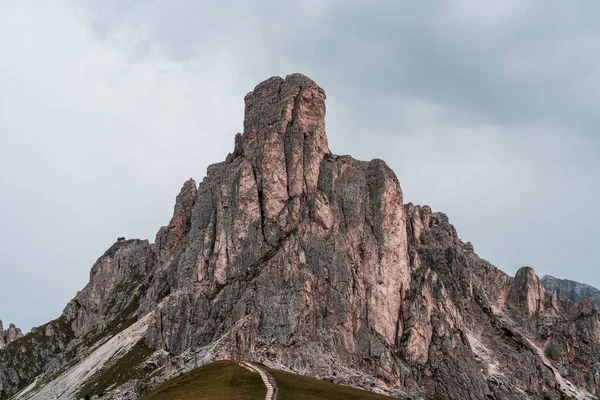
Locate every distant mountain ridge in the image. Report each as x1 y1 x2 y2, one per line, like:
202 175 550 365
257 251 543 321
542 275 600 307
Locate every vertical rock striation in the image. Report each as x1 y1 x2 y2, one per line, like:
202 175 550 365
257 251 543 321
140 75 411 389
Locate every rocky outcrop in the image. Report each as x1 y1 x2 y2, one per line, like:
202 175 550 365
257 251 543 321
401 209 599 399
508 266 547 315
62 238 154 338
0 321 23 348
542 275 600 307
1 74 599 400
156 179 198 259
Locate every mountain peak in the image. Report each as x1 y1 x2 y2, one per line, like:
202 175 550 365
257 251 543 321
233 73 330 224
242 73 327 140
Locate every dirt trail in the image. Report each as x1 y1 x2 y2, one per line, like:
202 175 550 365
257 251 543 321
240 361 277 400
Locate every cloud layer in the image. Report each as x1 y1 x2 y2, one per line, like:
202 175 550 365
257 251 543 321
1 0 599 331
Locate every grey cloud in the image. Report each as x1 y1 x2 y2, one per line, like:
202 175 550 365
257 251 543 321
1 0 599 331
284 2 600 133
99 1 600 134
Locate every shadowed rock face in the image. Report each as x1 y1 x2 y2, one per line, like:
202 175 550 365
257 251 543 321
1 74 599 400
542 275 600 307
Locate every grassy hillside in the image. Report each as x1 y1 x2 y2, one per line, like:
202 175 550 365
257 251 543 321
138 361 266 400
265 367 396 400
139 360 397 400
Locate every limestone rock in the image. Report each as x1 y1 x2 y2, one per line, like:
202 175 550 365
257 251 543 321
5 324 23 344
156 178 198 259
1 74 599 400
508 266 546 315
542 275 600 307
62 238 154 337
0 320 23 347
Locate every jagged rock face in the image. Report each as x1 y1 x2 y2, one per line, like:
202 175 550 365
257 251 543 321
542 275 600 307
508 266 547 316
240 74 329 216
1 74 599 400
63 238 154 338
5 325 23 346
141 74 411 384
0 321 23 348
156 179 197 259
403 209 600 399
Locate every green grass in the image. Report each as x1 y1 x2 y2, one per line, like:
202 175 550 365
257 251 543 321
266 367 396 400
138 360 397 400
138 361 266 400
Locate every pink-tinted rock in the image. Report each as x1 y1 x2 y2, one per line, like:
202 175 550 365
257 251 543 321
508 266 546 315
1 74 599 400
0 321 23 347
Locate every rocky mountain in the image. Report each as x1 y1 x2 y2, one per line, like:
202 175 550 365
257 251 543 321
0 321 23 348
542 275 600 307
1 74 599 400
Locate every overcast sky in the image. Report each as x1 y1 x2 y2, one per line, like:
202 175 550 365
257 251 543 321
1 0 599 332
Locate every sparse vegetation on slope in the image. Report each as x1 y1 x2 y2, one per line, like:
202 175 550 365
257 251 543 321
77 339 154 399
0 316 75 399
